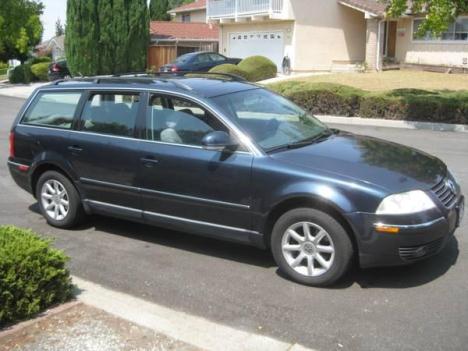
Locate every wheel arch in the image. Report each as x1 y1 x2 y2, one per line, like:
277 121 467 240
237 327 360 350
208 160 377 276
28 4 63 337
262 196 359 256
30 162 77 199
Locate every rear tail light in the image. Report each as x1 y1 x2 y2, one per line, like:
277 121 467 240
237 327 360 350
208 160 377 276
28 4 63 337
51 63 60 72
9 131 15 158
170 65 179 72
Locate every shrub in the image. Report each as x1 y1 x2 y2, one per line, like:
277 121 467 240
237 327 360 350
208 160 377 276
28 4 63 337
269 82 365 116
360 90 468 124
0 226 73 327
209 63 249 80
238 56 277 82
31 62 50 81
9 64 33 84
28 56 52 65
267 81 468 124
0 62 8 70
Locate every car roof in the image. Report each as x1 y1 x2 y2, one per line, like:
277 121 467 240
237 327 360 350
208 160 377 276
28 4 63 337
39 75 258 99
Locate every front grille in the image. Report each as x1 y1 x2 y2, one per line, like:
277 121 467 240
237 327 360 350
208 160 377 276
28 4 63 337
431 177 457 208
399 237 445 261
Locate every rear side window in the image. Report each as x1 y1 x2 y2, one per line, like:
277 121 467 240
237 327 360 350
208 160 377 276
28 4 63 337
21 92 82 129
80 93 140 137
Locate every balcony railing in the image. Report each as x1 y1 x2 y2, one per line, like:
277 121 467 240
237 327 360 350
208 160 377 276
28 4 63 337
207 0 284 19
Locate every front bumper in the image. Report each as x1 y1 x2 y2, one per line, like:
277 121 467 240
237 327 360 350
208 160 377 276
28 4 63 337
346 196 464 268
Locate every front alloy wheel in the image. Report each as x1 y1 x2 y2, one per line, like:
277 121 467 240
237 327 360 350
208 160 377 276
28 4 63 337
281 222 335 277
271 208 353 286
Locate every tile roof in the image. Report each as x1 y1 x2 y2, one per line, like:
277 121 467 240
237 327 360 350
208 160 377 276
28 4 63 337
169 0 206 14
338 0 387 16
150 21 218 41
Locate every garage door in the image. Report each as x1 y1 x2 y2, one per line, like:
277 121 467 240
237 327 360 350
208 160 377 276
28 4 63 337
228 31 284 70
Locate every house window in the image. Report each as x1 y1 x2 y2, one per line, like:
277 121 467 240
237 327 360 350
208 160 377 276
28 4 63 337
413 17 468 41
182 14 191 22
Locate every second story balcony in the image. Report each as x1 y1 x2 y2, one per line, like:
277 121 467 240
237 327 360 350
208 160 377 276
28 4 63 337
207 0 290 22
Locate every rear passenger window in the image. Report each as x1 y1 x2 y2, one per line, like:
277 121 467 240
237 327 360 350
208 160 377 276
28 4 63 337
80 93 139 137
22 92 81 129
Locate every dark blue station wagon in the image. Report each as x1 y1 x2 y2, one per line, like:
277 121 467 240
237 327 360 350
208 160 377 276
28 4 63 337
8 74 464 286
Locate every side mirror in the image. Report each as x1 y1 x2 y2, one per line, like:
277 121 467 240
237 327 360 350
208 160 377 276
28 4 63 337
201 131 238 151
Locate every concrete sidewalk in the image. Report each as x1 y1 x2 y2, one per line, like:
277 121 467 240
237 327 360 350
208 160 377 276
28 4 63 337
0 82 47 99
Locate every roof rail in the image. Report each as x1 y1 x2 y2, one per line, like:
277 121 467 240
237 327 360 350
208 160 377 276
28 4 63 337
55 71 247 87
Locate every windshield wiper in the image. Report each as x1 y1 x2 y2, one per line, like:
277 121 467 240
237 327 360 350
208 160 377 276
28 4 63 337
267 129 333 153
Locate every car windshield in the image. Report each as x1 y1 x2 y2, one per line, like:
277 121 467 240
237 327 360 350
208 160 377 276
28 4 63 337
212 89 330 152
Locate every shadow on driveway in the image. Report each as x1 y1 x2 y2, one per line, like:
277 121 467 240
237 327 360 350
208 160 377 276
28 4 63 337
29 203 460 289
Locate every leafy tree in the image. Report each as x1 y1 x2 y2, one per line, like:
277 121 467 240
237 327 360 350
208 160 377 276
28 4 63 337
0 0 44 63
66 0 149 76
55 18 65 36
150 0 170 21
385 0 468 36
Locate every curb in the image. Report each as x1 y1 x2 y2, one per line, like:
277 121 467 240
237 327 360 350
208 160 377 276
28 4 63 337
317 115 468 133
72 276 315 351
0 300 82 339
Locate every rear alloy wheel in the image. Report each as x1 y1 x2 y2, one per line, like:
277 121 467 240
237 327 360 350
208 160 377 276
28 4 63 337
271 208 353 286
36 171 84 228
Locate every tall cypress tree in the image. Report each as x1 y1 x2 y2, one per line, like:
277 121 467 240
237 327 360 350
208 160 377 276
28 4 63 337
149 0 170 21
127 0 149 72
66 0 100 76
66 0 149 76
97 0 114 75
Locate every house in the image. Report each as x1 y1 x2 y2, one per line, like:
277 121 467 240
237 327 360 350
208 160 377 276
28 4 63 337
148 21 219 69
168 0 207 23
35 35 65 61
148 0 218 70
206 0 468 72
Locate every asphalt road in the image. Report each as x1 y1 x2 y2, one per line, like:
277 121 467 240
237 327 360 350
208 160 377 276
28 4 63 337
1 95 467 351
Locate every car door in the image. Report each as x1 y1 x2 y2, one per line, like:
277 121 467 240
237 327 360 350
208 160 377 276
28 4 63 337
192 53 215 71
137 93 254 240
67 90 143 216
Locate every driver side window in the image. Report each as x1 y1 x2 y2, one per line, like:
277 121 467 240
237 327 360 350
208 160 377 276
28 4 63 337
146 94 229 147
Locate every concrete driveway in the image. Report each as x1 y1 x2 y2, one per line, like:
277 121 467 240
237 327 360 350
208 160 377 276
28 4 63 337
1 95 467 351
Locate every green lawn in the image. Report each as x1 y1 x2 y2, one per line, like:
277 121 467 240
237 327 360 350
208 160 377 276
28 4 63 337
289 70 468 92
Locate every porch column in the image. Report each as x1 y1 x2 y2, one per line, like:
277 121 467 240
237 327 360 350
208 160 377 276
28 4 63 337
365 18 382 71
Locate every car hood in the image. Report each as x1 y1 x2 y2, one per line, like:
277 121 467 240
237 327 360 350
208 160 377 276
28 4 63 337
270 131 446 193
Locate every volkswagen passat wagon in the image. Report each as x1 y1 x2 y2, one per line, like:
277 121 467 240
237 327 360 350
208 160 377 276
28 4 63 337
8 75 464 286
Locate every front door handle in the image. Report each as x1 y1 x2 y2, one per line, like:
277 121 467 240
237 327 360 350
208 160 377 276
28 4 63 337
68 145 83 153
140 156 159 168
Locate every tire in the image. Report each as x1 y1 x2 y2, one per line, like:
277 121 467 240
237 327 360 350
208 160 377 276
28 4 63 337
36 170 84 228
271 208 353 286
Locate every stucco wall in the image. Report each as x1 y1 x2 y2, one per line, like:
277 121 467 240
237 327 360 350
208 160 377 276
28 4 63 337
173 9 206 23
395 17 468 68
290 0 366 71
218 0 367 71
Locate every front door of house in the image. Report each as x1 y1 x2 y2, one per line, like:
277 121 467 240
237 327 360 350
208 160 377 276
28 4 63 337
387 21 397 58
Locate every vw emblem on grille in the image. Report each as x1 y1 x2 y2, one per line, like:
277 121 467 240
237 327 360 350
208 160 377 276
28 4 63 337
445 179 456 193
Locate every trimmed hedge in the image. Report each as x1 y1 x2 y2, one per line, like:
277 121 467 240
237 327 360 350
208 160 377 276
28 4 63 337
31 62 50 81
9 64 33 84
209 63 249 80
29 56 52 65
268 81 468 124
0 226 73 327
238 56 277 82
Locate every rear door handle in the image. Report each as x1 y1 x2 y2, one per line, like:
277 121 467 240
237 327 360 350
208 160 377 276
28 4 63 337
140 156 159 167
68 145 83 153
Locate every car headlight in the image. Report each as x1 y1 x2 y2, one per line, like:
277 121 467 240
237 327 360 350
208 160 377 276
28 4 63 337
376 190 436 215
